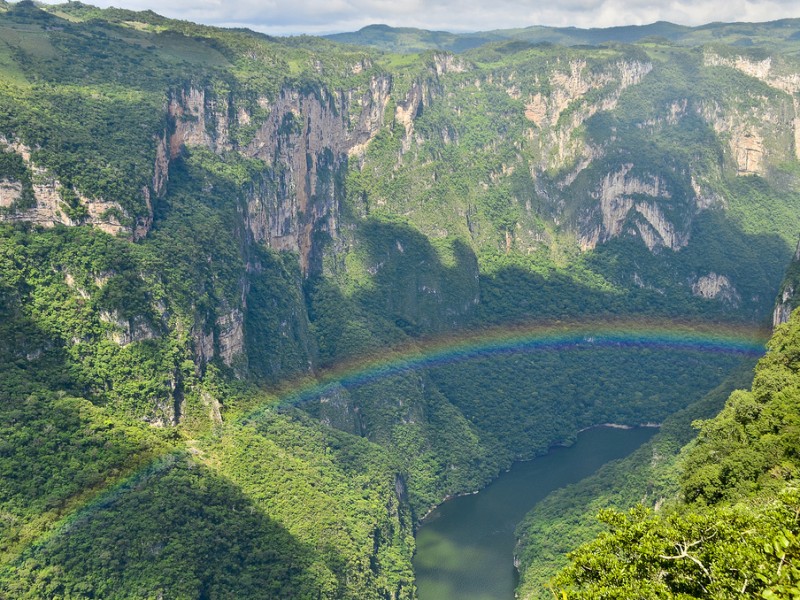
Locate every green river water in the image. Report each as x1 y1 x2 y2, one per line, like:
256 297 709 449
413 426 657 600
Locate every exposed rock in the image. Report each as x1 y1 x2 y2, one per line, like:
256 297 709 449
192 323 215 368
244 79 390 273
167 86 230 157
64 271 90 299
432 52 468 76
697 68 796 176
773 240 800 327
216 308 245 367
704 53 773 80
201 390 223 425
161 77 391 275
99 310 159 346
731 129 765 175
395 79 429 153
633 202 687 251
189 307 246 369
135 187 154 241
347 76 392 159
774 285 795 327
691 273 741 306
0 180 22 208
0 136 135 236
522 60 652 170
152 133 170 197
580 164 688 250
691 176 724 210
704 52 800 95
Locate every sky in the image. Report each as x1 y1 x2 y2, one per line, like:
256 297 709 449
34 0 800 36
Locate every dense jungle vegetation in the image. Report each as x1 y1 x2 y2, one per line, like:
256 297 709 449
1 1 800 597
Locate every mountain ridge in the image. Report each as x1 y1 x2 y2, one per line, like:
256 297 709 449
0 2 799 597
325 18 800 53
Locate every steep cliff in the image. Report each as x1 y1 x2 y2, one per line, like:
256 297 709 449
773 239 800 326
2 4 800 599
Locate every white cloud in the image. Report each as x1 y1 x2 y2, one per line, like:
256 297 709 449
32 0 800 34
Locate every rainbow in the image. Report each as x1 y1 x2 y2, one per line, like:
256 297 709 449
250 318 769 418
7 318 768 563
3 451 182 568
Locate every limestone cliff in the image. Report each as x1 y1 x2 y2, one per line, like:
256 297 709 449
523 59 653 173
703 52 800 172
0 136 149 238
577 164 689 251
774 240 800 327
691 273 741 307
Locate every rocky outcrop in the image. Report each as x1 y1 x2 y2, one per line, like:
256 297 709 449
579 164 689 251
216 307 245 368
0 180 22 207
774 285 795 327
522 60 653 170
244 78 391 273
393 54 465 153
432 52 468 76
152 133 170 197
704 53 800 96
168 86 231 157
99 310 159 346
773 240 800 327
691 273 741 306
0 136 152 238
394 80 429 153
701 54 800 172
190 307 246 370
161 78 393 275
192 323 215 368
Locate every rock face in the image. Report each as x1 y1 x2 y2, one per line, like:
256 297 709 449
99 310 159 346
691 273 741 306
773 240 800 327
578 164 689 251
190 307 246 370
702 52 800 173
0 136 136 236
216 308 245 368
168 86 231 156
774 285 796 327
163 79 391 275
523 60 653 170
159 79 392 368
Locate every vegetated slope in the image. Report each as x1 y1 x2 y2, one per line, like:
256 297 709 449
0 0 798 596
514 360 757 599
544 306 800 598
326 19 800 54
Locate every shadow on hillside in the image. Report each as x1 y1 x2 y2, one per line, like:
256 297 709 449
1 457 324 599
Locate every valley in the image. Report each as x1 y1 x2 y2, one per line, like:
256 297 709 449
0 1 799 597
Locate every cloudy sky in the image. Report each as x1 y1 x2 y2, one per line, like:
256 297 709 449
36 0 800 35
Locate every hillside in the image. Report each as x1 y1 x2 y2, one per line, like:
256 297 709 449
0 1 799 597
541 306 800 598
326 19 800 54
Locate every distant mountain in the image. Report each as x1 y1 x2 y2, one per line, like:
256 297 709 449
1 1 800 597
326 19 800 53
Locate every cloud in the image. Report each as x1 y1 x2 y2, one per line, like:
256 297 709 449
34 0 800 34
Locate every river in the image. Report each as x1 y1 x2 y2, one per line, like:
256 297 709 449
413 426 657 600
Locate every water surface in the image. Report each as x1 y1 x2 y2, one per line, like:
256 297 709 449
413 426 656 600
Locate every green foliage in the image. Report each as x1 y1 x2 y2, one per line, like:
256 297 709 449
514 362 755 599
0 148 34 210
2 5 800 599
552 496 800 599
549 309 800 599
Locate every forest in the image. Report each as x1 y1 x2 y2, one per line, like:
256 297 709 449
1 1 800 597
